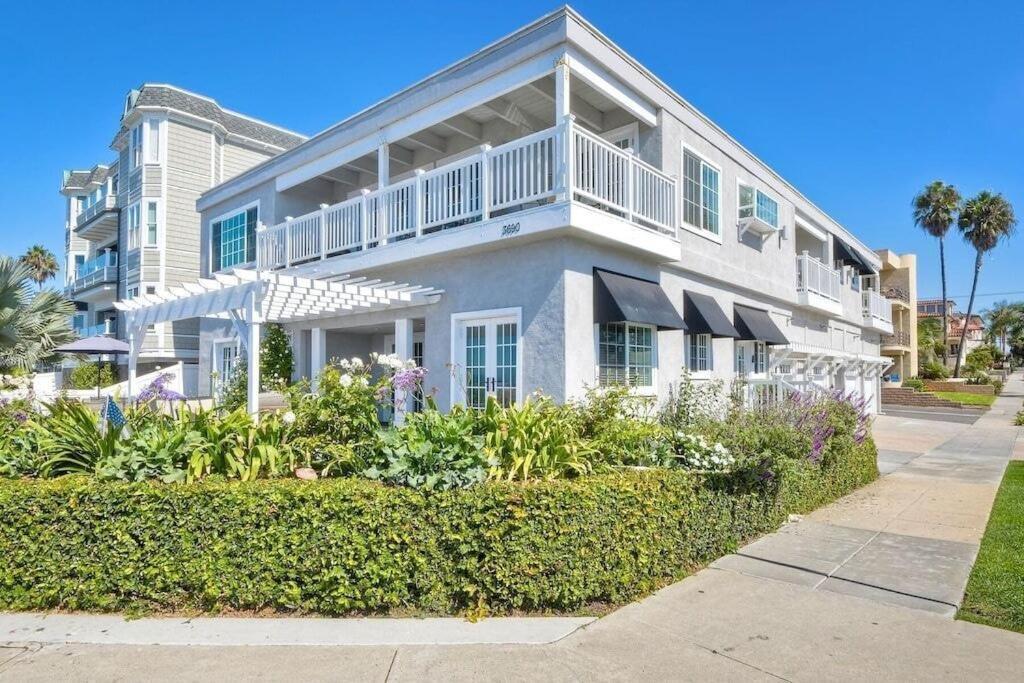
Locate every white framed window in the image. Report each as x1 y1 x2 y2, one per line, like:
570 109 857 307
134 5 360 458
126 203 141 249
126 286 140 299
451 308 522 408
130 125 143 169
602 123 639 152
735 341 746 374
682 147 721 237
738 183 779 229
145 201 158 246
210 203 259 271
597 322 655 388
752 341 767 374
146 119 161 163
687 333 711 372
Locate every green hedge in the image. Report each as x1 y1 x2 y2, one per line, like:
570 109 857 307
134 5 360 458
0 439 877 616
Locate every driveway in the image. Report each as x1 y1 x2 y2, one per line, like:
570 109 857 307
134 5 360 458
3 378 1023 681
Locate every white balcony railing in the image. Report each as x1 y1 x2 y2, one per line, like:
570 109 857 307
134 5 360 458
257 117 678 269
67 252 118 294
76 194 117 227
795 252 841 302
863 289 893 325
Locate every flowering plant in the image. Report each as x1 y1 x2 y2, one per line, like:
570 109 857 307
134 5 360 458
668 430 735 471
136 373 186 405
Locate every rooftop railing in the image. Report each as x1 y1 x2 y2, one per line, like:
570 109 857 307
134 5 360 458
795 252 841 302
863 289 893 325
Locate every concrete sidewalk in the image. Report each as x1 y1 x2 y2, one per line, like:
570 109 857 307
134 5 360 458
3 376 1023 681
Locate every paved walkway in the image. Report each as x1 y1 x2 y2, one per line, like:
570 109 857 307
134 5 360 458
3 377 1023 681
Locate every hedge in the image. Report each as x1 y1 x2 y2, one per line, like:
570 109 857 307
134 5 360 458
0 439 877 616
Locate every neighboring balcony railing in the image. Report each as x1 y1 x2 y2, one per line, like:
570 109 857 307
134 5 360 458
795 252 841 302
76 194 117 226
882 330 911 347
863 289 893 325
882 285 910 304
74 320 117 338
257 117 678 269
67 252 118 295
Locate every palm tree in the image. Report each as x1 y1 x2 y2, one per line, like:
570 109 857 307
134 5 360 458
982 300 1021 361
913 181 960 367
0 256 76 372
19 245 59 290
954 192 1017 377
917 317 944 365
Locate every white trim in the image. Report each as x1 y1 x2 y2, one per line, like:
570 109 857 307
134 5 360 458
679 142 723 244
684 331 713 378
449 307 523 408
594 321 659 393
209 200 260 274
794 215 827 242
563 51 657 126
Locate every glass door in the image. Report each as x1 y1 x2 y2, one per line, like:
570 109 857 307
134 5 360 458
456 315 519 408
213 340 238 395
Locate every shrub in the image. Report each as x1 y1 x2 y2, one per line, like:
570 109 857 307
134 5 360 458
476 395 594 480
1015 410 1024 427
919 361 951 380
965 346 996 372
0 439 877 616
260 323 293 390
367 407 489 490
66 362 116 390
903 377 925 391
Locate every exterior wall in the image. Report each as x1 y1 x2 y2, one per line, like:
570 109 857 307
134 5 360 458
222 143 273 183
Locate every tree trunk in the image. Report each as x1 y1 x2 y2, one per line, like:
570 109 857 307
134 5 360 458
954 250 983 378
940 237 949 367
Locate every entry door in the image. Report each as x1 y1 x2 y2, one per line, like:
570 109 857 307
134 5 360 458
213 340 239 393
456 315 519 408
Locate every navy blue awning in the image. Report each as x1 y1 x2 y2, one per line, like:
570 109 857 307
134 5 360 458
594 269 685 330
684 292 739 338
734 305 788 345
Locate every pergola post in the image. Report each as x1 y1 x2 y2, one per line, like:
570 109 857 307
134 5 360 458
310 327 326 391
554 56 571 202
126 322 139 400
393 318 414 426
246 290 261 417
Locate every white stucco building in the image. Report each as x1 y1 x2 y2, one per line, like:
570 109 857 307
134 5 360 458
114 7 894 415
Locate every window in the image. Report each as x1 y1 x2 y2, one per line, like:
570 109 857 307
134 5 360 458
603 123 639 152
130 125 142 168
146 201 158 246
687 333 711 372
752 342 767 374
682 149 720 235
126 203 141 249
738 184 779 229
212 206 258 271
147 120 160 163
126 286 139 299
598 322 654 388
735 342 746 374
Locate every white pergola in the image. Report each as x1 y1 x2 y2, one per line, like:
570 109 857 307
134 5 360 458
114 269 442 415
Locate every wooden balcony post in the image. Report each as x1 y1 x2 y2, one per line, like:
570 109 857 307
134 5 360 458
414 169 425 237
479 144 492 221
284 216 293 268
359 189 370 252
319 204 329 260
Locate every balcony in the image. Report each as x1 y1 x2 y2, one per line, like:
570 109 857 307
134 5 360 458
882 285 911 308
881 330 911 349
75 194 119 242
67 252 118 302
74 319 117 338
795 252 842 315
257 119 678 271
862 289 894 334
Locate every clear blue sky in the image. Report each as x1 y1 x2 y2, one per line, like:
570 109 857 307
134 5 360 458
2 1 1022 309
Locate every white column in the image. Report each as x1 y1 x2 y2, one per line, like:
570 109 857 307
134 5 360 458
246 290 261 417
554 57 572 202
126 326 138 400
393 318 414 426
377 141 390 187
311 327 326 391
554 57 571 119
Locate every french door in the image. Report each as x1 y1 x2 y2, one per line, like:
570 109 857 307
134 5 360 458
455 313 520 408
213 340 238 394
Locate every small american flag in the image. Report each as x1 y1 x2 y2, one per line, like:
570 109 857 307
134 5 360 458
101 396 126 431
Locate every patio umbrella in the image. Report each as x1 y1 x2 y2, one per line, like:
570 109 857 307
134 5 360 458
54 336 130 399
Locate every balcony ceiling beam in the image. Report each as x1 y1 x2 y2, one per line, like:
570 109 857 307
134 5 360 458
482 96 547 134
388 144 415 168
405 130 448 155
343 157 378 176
525 79 603 131
438 114 482 141
321 167 362 187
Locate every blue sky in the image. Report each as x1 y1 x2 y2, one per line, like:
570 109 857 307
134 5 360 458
2 0 1022 309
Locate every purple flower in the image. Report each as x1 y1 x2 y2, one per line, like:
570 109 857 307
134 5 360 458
136 373 186 404
392 367 427 393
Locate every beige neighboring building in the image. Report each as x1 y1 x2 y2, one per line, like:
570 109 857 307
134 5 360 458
876 249 917 383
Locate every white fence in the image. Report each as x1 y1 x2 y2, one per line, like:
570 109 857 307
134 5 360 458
862 289 893 324
258 118 677 269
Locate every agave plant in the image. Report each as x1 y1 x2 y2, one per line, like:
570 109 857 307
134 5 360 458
37 400 122 476
0 256 76 371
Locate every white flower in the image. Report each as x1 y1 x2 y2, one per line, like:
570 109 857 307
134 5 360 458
339 374 353 388
350 357 364 369
282 411 296 425
358 376 369 386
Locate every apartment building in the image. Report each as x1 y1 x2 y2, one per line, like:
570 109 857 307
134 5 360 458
876 250 917 383
61 85 305 382
918 298 985 367
115 7 895 415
